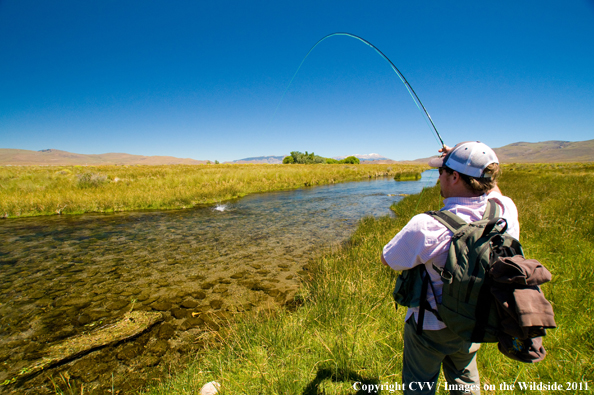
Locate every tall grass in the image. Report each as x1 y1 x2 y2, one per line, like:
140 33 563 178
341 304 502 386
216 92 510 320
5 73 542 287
138 163 593 394
0 164 426 218
475 163 594 391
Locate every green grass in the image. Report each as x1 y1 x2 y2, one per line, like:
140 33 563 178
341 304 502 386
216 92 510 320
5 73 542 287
137 162 593 395
0 163 427 218
393 171 422 181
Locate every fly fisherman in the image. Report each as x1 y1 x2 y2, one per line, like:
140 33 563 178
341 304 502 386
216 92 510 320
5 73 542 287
381 141 519 395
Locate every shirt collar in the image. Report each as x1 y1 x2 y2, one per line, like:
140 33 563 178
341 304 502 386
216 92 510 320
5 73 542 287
443 194 487 209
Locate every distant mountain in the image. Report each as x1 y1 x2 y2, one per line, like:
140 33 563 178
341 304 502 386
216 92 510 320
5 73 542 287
0 149 208 166
229 153 394 164
4 140 590 167
333 153 392 162
406 139 594 165
228 155 286 164
494 140 594 163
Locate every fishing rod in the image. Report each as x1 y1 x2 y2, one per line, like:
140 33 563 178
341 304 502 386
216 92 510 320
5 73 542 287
272 32 445 149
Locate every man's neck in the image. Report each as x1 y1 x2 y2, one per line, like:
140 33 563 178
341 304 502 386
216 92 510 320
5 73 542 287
443 184 483 199
453 190 483 198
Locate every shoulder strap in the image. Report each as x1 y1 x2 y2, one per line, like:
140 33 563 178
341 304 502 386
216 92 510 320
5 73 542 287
416 267 443 335
426 210 466 233
428 198 502 231
481 199 501 220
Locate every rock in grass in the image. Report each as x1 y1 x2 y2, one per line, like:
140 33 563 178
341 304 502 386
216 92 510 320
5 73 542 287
200 381 221 395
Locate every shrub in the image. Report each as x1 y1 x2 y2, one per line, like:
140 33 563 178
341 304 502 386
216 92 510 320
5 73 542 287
286 151 327 164
77 172 108 188
339 156 360 164
283 151 360 165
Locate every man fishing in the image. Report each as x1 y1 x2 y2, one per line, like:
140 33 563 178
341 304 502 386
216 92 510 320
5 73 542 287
381 141 519 394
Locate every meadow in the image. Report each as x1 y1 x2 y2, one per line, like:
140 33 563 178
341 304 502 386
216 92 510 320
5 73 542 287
135 162 593 395
0 163 425 218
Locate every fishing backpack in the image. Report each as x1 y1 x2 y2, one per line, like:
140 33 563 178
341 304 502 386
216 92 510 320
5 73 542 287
393 200 521 342
428 199 518 343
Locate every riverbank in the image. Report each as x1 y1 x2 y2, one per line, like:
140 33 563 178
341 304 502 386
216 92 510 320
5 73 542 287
0 163 426 218
139 162 593 395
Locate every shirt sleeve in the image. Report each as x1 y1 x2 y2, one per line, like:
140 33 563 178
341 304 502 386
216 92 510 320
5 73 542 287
382 214 452 272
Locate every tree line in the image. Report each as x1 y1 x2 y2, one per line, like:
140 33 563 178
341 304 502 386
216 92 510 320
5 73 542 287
282 151 360 165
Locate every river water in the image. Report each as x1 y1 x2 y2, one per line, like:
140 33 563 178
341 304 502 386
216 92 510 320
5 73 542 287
0 170 437 394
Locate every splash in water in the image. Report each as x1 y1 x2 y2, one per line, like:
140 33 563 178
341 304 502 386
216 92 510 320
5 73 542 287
213 203 228 212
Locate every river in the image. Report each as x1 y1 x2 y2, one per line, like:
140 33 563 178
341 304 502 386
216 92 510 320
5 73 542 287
0 170 438 394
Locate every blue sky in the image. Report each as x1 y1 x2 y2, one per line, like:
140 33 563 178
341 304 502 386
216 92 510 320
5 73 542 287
1 1 593 162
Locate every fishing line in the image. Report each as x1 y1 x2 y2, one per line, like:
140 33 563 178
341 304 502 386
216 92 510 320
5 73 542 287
271 32 445 148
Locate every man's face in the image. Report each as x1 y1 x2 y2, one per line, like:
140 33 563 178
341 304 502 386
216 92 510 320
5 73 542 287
438 167 454 198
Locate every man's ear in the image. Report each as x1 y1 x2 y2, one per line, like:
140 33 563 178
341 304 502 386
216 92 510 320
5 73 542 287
451 171 460 183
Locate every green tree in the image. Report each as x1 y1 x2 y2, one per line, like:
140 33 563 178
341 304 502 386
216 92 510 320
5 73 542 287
339 156 360 164
282 151 356 165
285 151 327 164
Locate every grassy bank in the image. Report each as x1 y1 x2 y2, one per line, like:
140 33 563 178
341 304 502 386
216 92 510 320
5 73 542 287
393 171 422 181
0 163 426 218
139 162 593 395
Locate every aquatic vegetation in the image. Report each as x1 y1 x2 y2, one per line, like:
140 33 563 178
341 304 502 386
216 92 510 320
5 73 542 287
0 163 427 218
393 171 422 181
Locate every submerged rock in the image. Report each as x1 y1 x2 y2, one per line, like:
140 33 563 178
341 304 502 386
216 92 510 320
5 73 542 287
150 301 173 311
5 311 163 387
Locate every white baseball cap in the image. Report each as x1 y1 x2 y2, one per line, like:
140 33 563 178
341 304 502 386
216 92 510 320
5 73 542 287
428 141 499 178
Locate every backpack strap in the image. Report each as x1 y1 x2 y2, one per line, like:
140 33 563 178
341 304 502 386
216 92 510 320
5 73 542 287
428 198 501 232
482 199 501 220
470 273 494 342
426 210 466 233
416 267 443 335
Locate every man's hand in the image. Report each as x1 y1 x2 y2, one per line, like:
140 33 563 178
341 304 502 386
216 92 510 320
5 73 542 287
381 253 390 267
438 145 452 156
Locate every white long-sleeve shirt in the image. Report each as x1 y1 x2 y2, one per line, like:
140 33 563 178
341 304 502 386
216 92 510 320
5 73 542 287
382 191 520 330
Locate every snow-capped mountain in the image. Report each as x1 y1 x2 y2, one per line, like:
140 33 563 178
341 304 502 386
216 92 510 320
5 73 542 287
332 153 392 161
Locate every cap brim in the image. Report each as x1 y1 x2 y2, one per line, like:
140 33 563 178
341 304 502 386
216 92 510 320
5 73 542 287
428 156 445 168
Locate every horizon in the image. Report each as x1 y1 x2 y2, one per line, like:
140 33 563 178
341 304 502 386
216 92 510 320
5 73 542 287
3 137 593 164
1 1 593 162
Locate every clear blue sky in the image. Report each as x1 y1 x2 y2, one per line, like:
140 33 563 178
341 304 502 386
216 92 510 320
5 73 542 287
1 1 593 162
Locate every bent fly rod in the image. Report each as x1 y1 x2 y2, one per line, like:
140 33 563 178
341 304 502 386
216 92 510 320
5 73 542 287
272 32 445 148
